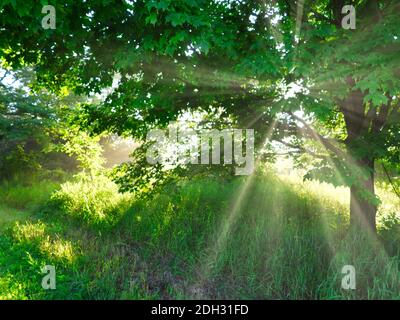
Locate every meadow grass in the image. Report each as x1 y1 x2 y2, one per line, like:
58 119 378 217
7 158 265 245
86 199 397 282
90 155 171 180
0 169 399 299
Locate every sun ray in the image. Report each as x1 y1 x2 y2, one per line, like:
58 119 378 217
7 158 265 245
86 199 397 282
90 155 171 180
295 123 395 274
193 120 278 294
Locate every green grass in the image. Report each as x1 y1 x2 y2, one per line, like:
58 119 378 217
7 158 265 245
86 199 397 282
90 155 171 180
0 170 399 299
0 179 60 210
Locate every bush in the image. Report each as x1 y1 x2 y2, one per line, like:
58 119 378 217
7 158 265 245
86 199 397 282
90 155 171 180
51 173 132 227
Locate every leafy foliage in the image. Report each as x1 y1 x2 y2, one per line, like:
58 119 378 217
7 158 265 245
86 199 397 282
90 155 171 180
0 68 82 179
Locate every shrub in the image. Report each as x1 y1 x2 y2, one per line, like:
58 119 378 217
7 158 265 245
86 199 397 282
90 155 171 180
51 173 131 227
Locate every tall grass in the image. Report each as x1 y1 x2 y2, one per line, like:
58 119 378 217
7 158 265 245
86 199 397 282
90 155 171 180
0 179 59 210
116 171 400 299
50 174 132 228
1 169 399 299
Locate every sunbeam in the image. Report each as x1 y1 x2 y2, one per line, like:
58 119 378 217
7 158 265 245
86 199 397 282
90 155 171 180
193 120 278 294
294 121 396 271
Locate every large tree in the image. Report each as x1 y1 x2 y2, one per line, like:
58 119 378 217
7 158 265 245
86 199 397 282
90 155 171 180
280 0 400 233
1 0 399 233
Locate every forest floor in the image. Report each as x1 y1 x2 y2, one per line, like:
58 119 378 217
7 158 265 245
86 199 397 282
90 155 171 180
0 169 399 299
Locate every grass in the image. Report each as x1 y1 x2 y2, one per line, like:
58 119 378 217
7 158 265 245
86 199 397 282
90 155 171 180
0 168 399 299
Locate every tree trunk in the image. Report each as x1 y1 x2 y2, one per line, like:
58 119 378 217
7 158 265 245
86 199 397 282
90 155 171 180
349 158 377 233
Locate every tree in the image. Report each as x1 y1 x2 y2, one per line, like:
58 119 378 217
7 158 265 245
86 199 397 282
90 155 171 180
0 68 59 178
1 0 399 233
278 0 400 233
0 67 84 178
